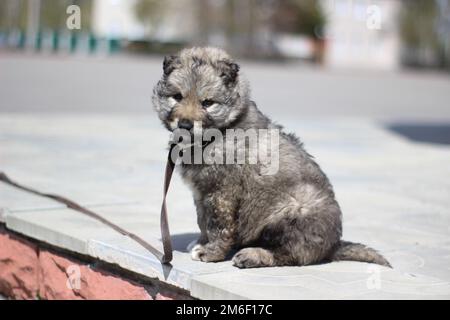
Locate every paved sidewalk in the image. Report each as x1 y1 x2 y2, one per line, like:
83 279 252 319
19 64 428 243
1 114 449 299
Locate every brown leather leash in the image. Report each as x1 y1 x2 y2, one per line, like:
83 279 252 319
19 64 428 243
0 146 176 264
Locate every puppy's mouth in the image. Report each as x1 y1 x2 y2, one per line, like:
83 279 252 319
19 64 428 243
168 118 216 132
169 123 216 150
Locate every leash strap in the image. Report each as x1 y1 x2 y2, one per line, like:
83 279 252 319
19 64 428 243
0 147 176 264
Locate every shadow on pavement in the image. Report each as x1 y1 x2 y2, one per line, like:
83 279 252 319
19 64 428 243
171 232 200 253
387 123 450 145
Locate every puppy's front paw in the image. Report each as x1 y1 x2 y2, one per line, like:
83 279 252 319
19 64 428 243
191 244 206 261
190 244 225 262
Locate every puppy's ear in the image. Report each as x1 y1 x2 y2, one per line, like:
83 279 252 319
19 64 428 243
217 59 240 85
163 55 179 76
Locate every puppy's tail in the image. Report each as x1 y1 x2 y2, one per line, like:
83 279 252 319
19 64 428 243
329 240 392 268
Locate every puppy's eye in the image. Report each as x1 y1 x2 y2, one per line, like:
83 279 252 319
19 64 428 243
172 93 183 102
201 99 215 108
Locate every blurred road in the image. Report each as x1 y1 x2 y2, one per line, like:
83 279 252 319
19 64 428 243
1 53 450 122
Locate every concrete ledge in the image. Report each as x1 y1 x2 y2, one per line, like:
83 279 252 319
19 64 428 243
0 227 191 300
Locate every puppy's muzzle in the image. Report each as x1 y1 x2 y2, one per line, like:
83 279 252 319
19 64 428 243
178 119 194 131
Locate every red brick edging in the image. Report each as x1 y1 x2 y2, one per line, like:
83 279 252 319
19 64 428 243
0 228 191 300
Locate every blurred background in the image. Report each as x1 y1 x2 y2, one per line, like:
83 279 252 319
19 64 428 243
1 0 450 68
1 3 449 293
1 3 450 301
0 0 450 139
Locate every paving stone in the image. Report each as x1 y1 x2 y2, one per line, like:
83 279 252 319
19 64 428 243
191 262 450 299
0 115 170 207
0 185 66 214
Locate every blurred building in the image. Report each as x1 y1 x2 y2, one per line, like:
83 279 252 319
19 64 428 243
91 0 197 42
92 0 145 40
323 0 401 70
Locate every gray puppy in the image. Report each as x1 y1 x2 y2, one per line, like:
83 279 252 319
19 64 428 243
152 47 391 268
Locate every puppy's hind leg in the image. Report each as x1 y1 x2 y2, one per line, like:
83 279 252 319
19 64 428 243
234 205 342 268
232 247 276 268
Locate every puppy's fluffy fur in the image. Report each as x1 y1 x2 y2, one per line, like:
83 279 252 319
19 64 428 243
153 47 390 268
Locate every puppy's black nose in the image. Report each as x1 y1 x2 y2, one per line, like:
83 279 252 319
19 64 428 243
178 119 193 130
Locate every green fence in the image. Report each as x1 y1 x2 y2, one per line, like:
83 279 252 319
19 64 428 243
0 29 121 55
